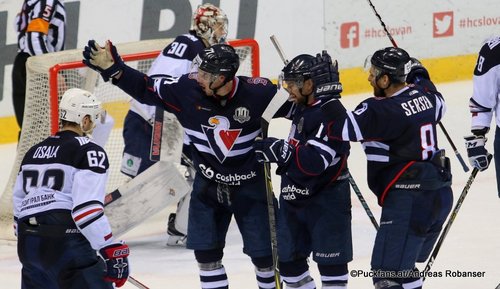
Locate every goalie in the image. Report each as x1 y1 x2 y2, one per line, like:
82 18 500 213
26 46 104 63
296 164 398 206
13 88 130 288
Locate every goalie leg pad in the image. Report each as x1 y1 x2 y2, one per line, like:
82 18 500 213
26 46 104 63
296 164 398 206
105 161 190 237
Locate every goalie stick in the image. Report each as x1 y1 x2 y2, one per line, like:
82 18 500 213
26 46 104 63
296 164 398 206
365 0 469 173
150 106 164 161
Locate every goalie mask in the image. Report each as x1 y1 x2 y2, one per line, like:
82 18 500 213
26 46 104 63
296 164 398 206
370 47 411 83
192 3 228 45
59 88 102 129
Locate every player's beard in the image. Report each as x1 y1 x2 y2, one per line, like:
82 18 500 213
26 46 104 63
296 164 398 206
373 85 386 97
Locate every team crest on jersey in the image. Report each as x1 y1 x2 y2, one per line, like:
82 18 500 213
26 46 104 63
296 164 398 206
297 117 304 133
233 107 250 123
202 116 242 163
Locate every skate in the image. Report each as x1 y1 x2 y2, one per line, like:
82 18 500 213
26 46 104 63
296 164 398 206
167 213 187 246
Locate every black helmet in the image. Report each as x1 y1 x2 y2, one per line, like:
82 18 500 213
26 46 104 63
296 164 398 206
198 44 239 80
282 54 316 82
281 52 342 97
371 47 411 83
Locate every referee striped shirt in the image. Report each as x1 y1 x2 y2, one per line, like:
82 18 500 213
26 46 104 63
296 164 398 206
15 0 66 56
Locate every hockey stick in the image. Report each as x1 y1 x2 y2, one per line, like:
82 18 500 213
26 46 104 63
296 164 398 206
261 87 288 289
270 35 289 65
422 167 479 280
128 275 150 289
347 172 379 230
365 0 469 173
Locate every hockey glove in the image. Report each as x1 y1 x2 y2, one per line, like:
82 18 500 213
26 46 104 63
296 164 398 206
254 137 293 166
464 135 493 171
99 242 130 287
406 57 430 84
310 50 342 98
83 40 124 82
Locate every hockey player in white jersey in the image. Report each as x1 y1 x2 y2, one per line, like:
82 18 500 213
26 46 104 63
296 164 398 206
465 35 500 195
120 3 228 245
13 88 130 289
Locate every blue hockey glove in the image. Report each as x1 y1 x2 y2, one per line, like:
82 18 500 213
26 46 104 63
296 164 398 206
464 135 493 171
254 137 293 166
99 242 130 287
310 50 342 98
406 57 430 84
83 40 124 82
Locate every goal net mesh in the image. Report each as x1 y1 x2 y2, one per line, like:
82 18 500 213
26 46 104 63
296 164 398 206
0 38 259 240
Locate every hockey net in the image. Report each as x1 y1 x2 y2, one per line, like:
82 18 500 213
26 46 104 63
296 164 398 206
0 38 260 240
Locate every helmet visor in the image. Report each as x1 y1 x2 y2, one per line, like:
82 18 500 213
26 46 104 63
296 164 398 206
279 72 304 90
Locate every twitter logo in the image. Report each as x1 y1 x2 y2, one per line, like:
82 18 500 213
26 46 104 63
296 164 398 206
433 11 454 37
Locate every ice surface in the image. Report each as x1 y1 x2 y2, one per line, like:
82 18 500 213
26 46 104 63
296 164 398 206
1 80 499 288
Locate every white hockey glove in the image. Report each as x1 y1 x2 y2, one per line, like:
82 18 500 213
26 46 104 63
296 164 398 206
82 40 124 82
464 135 493 171
253 137 293 166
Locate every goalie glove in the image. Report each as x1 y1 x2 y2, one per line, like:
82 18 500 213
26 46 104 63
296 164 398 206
82 40 124 82
99 242 130 287
253 137 294 166
464 135 493 171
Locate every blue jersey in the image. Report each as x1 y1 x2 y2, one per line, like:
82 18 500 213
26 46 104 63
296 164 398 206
116 66 277 185
324 82 446 204
276 98 350 203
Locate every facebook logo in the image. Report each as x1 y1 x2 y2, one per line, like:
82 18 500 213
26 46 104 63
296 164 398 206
340 22 359 48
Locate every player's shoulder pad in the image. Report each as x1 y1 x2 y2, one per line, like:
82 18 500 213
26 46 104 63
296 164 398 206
474 36 500 76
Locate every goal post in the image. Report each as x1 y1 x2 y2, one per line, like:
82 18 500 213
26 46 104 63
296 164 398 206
0 38 260 240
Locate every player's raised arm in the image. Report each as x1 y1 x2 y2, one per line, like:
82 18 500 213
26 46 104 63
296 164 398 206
82 40 173 109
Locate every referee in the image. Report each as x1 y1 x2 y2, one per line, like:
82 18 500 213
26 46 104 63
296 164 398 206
12 0 66 137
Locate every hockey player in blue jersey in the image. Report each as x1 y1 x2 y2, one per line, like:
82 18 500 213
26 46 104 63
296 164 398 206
13 88 130 289
465 35 499 195
253 52 353 288
321 48 453 289
121 3 229 246
83 42 287 289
